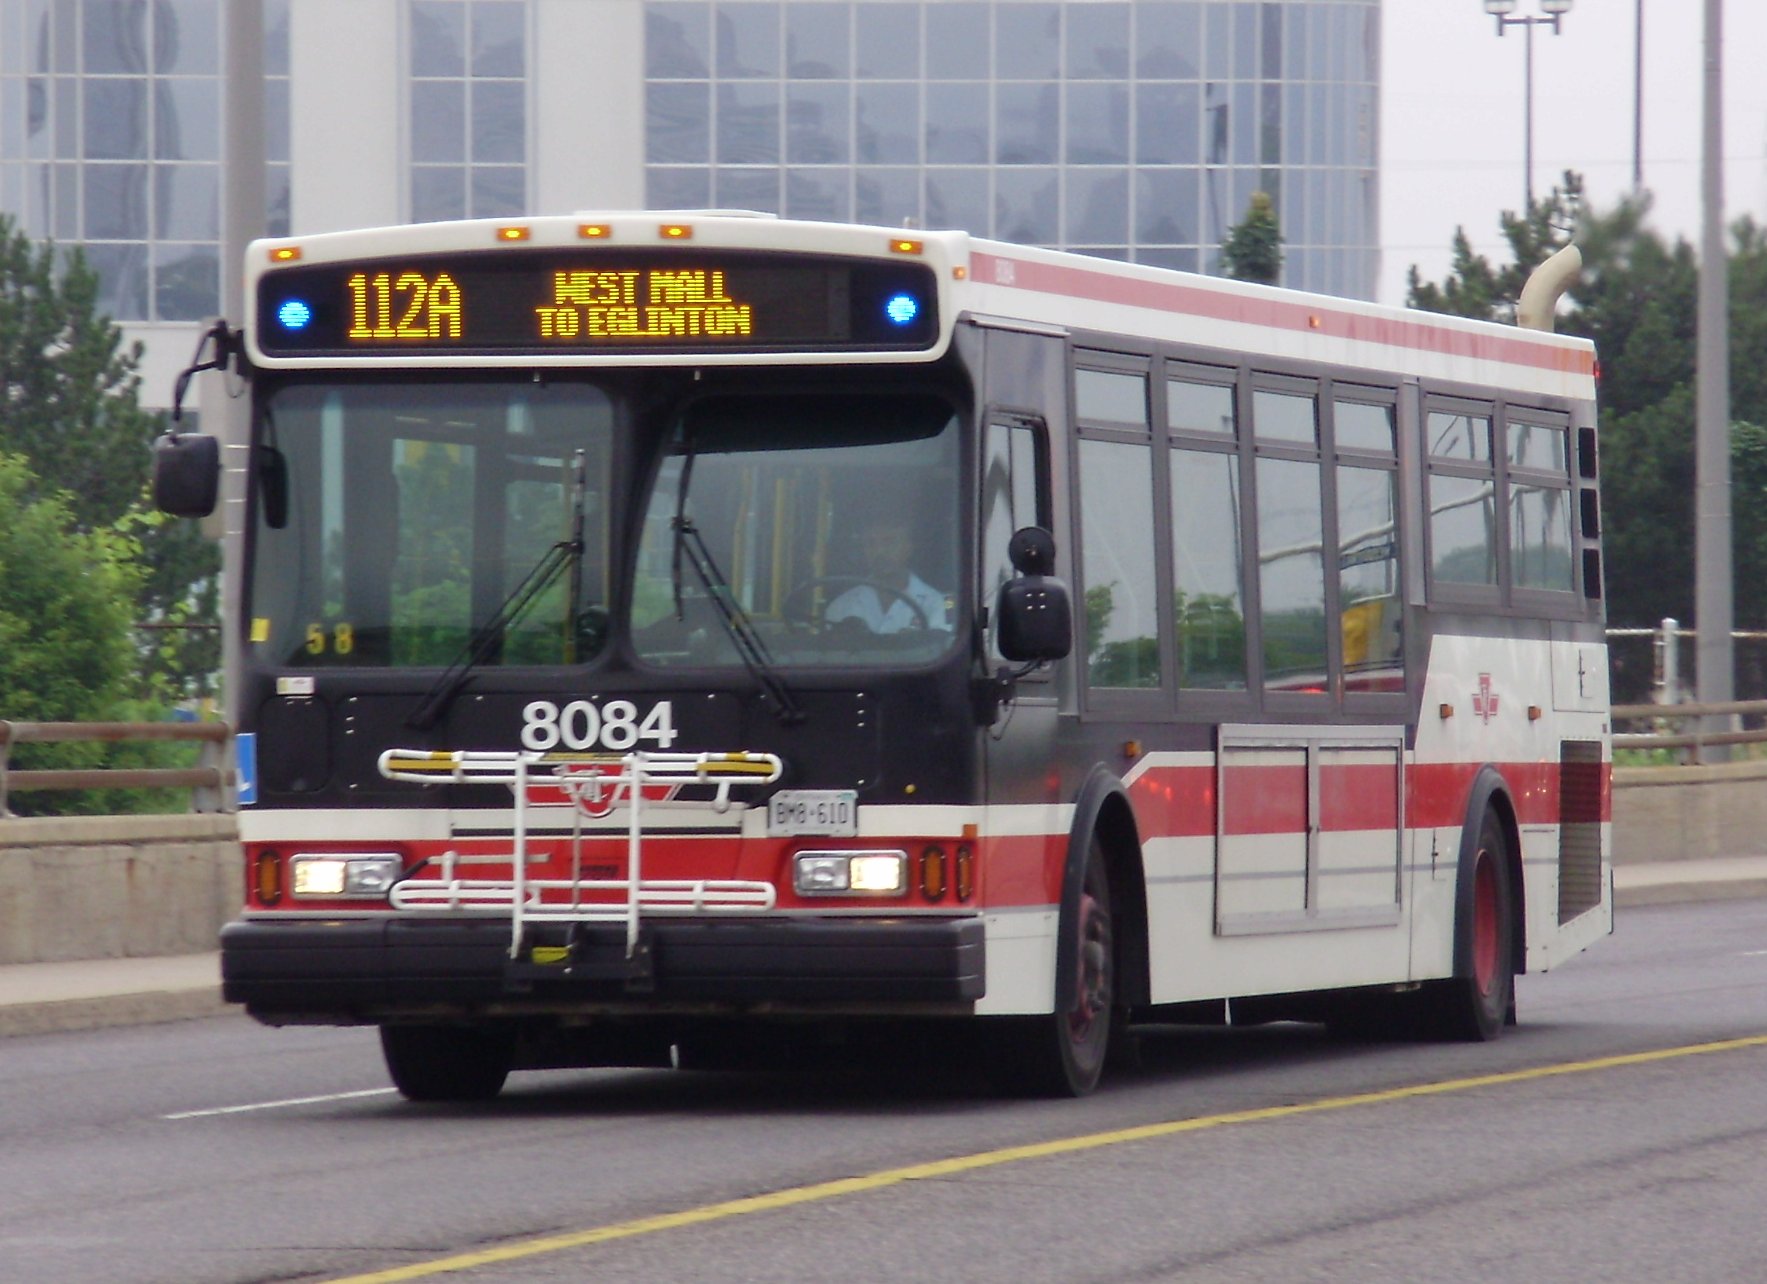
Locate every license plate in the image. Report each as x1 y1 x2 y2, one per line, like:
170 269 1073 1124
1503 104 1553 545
768 790 858 836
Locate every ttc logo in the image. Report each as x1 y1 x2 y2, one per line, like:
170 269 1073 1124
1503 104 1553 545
1472 673 1500 724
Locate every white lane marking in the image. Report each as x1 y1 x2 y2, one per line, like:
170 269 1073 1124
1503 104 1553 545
1741 950 1767 958
163 1087 397 1120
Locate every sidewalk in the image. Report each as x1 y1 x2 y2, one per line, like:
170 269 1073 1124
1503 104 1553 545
3 858 1765 1038
0 952 225 1037
1610 854 1767 907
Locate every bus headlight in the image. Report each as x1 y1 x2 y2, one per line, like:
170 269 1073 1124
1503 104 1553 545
793 850 908 896
290 853 403 899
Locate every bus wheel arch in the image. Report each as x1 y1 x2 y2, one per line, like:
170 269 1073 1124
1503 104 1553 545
1066 768 1149 1013
989 768 1146 1097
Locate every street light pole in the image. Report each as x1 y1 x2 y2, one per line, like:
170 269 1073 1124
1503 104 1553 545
1483 0 1574 212
1695 0 1733 750
1633 0 1644 191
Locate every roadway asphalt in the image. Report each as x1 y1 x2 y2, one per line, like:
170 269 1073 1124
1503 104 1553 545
3 856 1765 1039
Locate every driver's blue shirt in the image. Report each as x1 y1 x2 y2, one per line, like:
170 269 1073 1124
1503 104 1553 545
826 572 951 633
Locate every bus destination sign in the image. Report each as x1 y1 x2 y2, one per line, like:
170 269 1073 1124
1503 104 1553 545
255 249 940 357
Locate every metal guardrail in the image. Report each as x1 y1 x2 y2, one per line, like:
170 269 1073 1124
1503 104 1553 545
0 720 232 817
1611 698 1767 759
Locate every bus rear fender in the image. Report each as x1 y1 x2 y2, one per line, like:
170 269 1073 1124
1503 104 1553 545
1454 766 1527 980
1060 766 1151 1010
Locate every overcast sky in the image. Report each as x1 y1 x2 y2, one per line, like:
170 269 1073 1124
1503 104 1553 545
1378 0 1767 306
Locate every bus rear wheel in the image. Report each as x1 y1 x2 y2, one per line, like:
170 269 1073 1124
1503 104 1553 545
993 843 1116 1097
1424 811 1515 1042
380 1023 515 1102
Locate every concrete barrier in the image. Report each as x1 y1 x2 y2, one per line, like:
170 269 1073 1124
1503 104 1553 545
0 815 239 965
1611 760 1767 865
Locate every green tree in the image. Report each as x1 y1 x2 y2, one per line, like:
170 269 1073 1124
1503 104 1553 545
0 214 160 528
0 454 184 815
1598 385 1695 629
1405 172 1584 322
0 214 219 699
1219 191 1284 286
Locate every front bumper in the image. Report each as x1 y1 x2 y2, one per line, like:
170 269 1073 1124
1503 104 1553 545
221 914 986 1022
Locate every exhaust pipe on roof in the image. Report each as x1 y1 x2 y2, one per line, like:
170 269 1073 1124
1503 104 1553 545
1517 243 1582 333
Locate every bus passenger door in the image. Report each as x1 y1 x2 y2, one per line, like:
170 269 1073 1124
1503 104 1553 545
974 324 1071 1014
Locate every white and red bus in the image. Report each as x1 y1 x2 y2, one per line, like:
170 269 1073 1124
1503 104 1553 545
155 212 1610 1100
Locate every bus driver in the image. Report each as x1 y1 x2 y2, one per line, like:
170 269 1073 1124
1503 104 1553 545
826 512 951 633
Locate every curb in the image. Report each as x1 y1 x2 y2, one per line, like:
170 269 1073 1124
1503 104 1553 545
0 988 229 1038
1614 878 1767 909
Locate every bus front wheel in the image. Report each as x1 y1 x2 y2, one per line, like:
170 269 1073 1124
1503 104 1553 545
992 841 1116 1097
379 1023 515 1102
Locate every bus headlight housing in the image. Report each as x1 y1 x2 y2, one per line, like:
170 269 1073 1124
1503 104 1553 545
793 850 908 897
289 853 403 899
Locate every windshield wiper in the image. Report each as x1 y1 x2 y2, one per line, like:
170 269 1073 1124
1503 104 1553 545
407 451 590 731
670 450 804 724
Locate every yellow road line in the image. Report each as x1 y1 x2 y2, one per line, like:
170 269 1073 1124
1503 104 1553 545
321 1033 1767 1283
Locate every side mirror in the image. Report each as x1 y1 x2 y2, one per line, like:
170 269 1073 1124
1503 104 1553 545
151 433 220 518
996 526 1072 663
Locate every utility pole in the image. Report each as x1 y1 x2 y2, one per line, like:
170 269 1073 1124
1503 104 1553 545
1695 0 1733 750
1633 0 1644 191
206 0 266 730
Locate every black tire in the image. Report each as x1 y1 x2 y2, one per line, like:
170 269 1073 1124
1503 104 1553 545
379 1024 515 1102
1424 811 1515 1042
992 842 1116 1097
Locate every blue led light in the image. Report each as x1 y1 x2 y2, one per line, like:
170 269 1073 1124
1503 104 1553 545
277 298 313 331
884 293 920 327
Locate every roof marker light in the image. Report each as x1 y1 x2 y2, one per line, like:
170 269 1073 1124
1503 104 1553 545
891 238 924 255
578 223 611 239
497 225 531 242
269 245 301 262
660 223 693 240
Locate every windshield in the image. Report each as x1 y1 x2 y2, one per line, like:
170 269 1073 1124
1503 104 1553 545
249 381 613 668
632 393 961 670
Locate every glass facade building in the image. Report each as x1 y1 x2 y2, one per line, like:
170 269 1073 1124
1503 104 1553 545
644 0 1379 297
0 0 290 323
408 0 529 224
0 0 1378 368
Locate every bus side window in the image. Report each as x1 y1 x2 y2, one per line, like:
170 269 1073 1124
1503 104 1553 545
1425 405 1499 589
1334 397 1403 694
1075 364 1160 692
983 418 1046 609
1252 385 1327 694
1167 371 1247 691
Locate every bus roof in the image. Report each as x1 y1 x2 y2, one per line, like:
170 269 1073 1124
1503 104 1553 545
245 212 1595 400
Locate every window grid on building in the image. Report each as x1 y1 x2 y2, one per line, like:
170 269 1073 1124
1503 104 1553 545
408 0 530 224
642 0 1379 299
0 0 220 320
0 0 292 321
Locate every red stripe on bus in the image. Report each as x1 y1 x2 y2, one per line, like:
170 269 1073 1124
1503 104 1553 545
1124 757 1613 842
242 755 1611 916
1319 762 1402 831
1222 762 1308 835
970 252 1596 378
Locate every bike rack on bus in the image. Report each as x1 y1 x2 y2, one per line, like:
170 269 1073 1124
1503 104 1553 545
377 748 784 960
